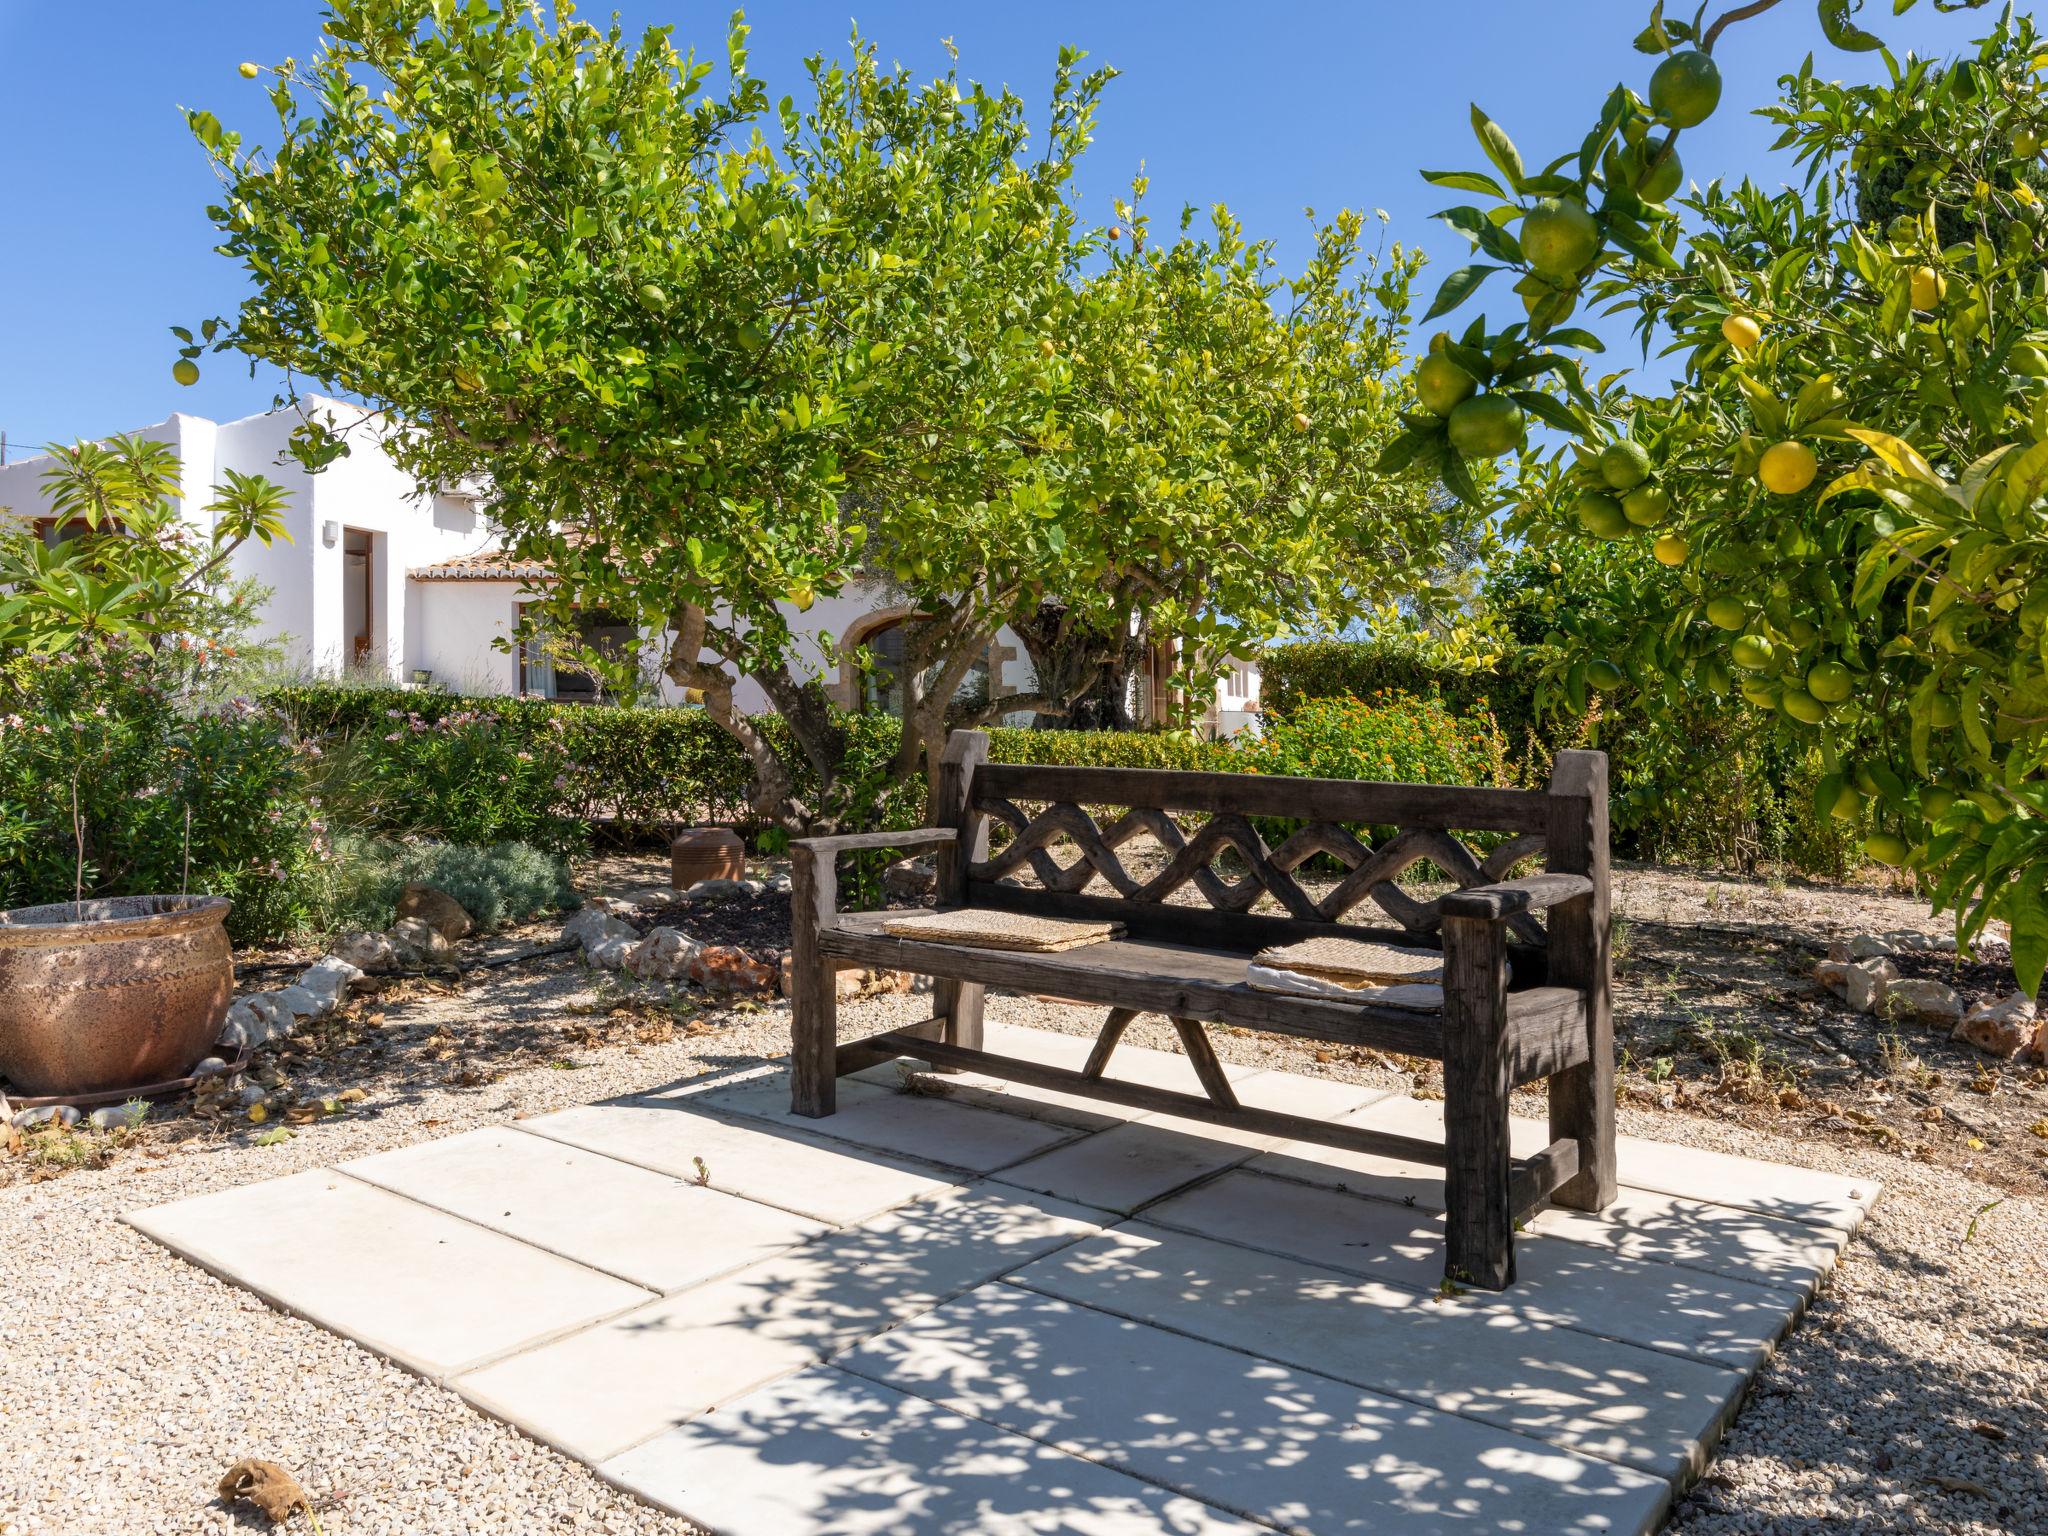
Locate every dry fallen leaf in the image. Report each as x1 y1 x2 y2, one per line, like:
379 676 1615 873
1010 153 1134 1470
218 1457 309 1523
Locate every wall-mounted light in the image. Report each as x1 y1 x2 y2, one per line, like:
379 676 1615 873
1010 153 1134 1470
321 520 340 547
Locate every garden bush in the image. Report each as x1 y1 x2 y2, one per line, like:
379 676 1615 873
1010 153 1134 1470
1259 638 1549 749
1234 691 1510 791
315 833 575 934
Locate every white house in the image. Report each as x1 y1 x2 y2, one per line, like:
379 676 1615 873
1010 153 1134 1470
0 399 1260 732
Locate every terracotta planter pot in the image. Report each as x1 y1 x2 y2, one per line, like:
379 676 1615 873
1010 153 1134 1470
0 895 233 1098
671 827 745 890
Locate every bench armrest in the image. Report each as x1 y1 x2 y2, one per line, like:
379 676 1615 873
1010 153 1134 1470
1439 872 1594 921
790 827 957 858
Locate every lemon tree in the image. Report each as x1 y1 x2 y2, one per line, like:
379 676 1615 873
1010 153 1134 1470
1408 0 2048 982
192 3 1441 827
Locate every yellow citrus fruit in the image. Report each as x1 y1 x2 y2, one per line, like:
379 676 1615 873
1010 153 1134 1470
172 359 200 387
1731 633 1777 671
1521 197 1602 279
1575 491 1631 538
1806 661 1853 703
1864 832 1911 867
1415 353 1478 415
1781 689 1828 725
1292 411 1312 432
2015 127 2041 159
1705 597 1750 631
1758 440 1818 495
1829 783 1863 822
1446 395 1526 458
1597 440 1652 490
1622 484 1672 526
239 61 261 79
1650 51 1722 128
1721 314 1761 353
1653 532 1689 566
2012 342 2048 377
1910 266 1945 310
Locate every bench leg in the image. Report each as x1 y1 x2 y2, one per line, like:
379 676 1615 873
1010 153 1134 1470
789 845 838 1118
1441 914 1513 1290
932 978 984 1073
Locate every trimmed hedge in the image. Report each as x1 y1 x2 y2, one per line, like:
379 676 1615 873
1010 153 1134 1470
1260 638 1552 749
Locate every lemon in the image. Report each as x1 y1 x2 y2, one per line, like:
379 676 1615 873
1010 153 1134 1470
1650 51 1722 128
1731 633 1777 671
1863 832 1911 867
1597 439 1652 490
239 61 261 79
2015 127 2041 158
1829 783 1863 821
1720 313 1761 353
1909 266 1945 310
1574 490 1631 538
636 283 667 308
1806 661 1853 703
173 358 200 387
1292 411 1312 432
1758 440 1818 495
1446 395 1525 458
1428 331 1452 354
1653 532 1689 566
1622 484 1672 526
1920 787 1955 819
1586 659 1626 691
2012 342 2048 377
1705 596 1750 631
1521 197 1602 279
1780 689 1827 724
1415 353 1478 415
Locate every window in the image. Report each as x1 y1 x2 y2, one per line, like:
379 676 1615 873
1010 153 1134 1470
853 615 989 720
519 606 638 703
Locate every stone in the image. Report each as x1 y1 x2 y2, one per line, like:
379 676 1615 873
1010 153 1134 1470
1530 1186 1845 1298
298 955 366 1009
836 1287 1670 1536
2030 1016 2048 1064
238 1084 269 1108
1825 939 1852 964
242 993 292 1042
191 1056 230 1078
881 856 937 902
562 905 638 956
333 929 397 973
1843 956 1898 1014
688 943 779 995
681 876 760 903
584 895 641 918
1953 991 2038 1058
270 984 323 1021
1848 934 1897 959
342 1126 826 1294
12 1105 80 1129
395 881 474 941
387 917 453 966
599 1366 1265 1536
624 926 699 983
587 935 635 970
216 1013 251 1052
1882 977 1964 1027
1814 958 1850 995
996 1117 1262 1214
127 1170 651 1379
88 1104 140 1131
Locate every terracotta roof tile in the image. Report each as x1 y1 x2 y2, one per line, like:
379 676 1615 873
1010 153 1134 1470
408 548 553 582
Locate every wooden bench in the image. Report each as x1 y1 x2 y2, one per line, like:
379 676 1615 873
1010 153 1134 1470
787 730 1615 1289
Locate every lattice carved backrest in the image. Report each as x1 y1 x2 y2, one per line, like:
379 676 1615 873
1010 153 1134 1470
963 764 1554 946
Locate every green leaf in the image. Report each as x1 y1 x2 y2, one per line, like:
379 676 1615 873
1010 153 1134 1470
1422 264 1502 322
2006 876 2048 995
1509 389 1586 434
1375 423 1444 474
1468 104 1524 191
1818 0 1885 51
1421 169 1508 199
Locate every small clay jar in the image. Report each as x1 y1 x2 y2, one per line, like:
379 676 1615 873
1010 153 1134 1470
671 826 746 890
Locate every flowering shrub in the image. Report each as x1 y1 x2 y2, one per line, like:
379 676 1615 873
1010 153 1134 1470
313 705 578 850
0 644 322 942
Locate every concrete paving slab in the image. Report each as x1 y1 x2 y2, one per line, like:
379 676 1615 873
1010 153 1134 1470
602 1365 1264 1535
341 1126 828 1292
1146 1170 1804 1370
454 1183 1101 1464
992 1119 1263 1215
685 1069 1087 1173
839 1284 1671 1535
523 1099 955 1225
1528 1188 1846 1299
1008 1222 1746 1481
126 1170 650 1378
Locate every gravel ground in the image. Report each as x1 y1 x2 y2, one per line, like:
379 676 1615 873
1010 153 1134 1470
3 862 2043 1534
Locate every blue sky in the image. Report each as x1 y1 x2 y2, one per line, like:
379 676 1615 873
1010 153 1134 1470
0 0 1979 455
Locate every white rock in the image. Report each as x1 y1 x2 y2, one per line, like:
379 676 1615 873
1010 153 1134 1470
1843 958 1898 1014
1849 935 1897 959
271 984 323 1021
625 927 700 982
587 935 635 970
563 907 639 955
11 1105 79 1129
191 1056 230 1078
681 877 758 903
1815 958 1850 996
88 1105 140 1131
243 993 291 1041
300 955 366 1008
388 917 454 966
333 929 398 973
1883 978 1963 1027
1953 991 2038 1058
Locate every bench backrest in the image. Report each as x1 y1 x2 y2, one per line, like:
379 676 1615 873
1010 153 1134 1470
933 731 1608 957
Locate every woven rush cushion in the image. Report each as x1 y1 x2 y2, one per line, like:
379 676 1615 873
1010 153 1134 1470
881 908 1125 952
1252 935 1444 985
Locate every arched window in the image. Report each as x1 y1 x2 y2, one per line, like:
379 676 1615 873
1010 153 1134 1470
847 613 990 719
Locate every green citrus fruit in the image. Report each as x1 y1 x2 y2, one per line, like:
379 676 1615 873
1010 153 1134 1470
1806 661 1853 703
1574 490 1631 538
637 283 667 308
1605 136 1682 203
1927 694 1961 727
1428 331 1452 354
1622 484 1672 526
1705 597 1750 631
172 358 200 387
1864 832 1911 867
1829 783 1863 821
1739 678 1780 709
1650 51 1722 129
1446 395 1526 458
2014 127 2041 159
1586 659 1626 691
1415 353 1479 415
2011 342 2048 377
1598 440 1652 490
1731 633 1777 671
1920 787 1955 819
1521 197 1602 279
1780 689 1827 725
1886 214 1924 248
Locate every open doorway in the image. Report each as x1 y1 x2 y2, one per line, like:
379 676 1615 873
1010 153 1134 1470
342 528 379 671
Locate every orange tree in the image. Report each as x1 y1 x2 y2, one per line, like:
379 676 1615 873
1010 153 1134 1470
1391 0 2048 986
